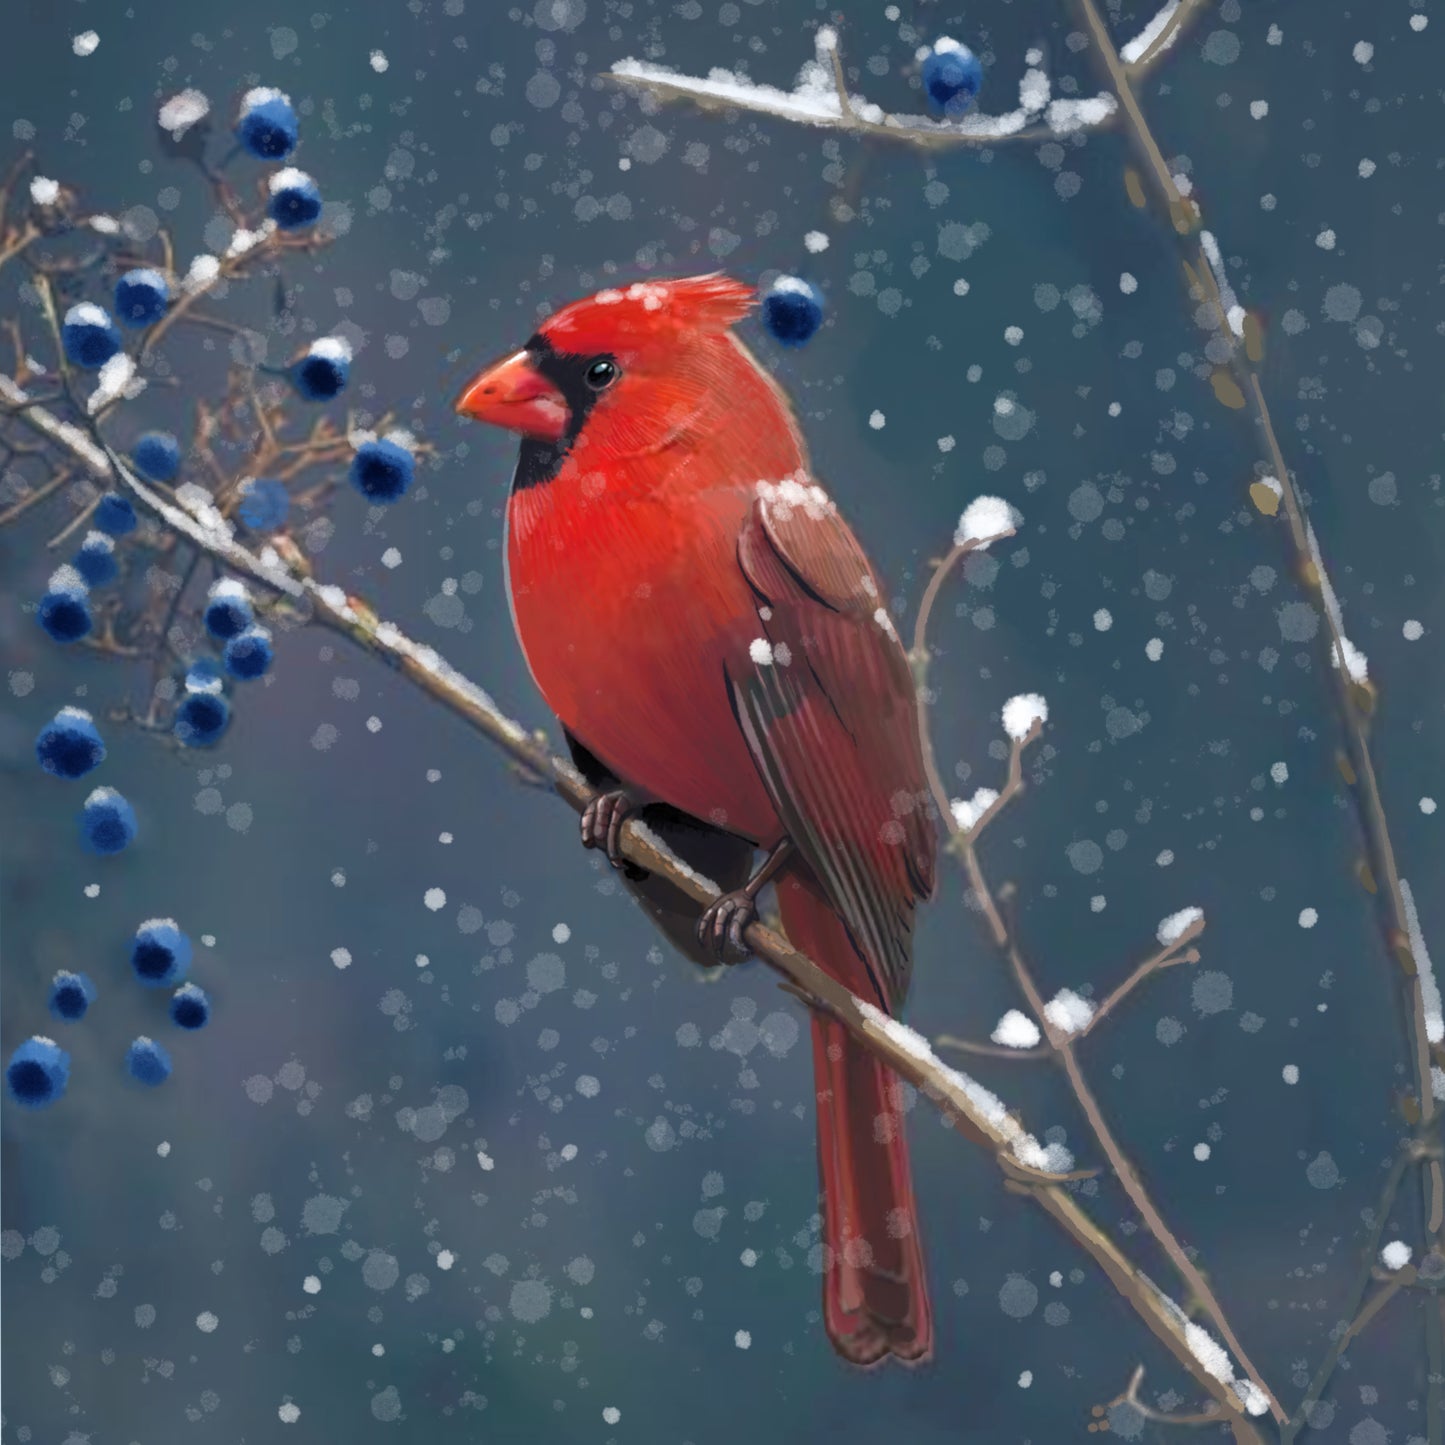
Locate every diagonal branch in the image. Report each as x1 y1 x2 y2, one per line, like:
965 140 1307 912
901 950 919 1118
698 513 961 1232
4 375 1267 1438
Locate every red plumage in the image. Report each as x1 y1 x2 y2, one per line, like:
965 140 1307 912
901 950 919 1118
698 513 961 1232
458 274 937 1364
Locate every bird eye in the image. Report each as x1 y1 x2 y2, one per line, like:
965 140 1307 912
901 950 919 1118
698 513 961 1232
585 358 619 391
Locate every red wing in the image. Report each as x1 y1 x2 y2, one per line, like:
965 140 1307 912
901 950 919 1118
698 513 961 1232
730 479 936 1011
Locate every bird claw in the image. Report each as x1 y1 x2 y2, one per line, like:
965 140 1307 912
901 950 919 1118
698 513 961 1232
696 890 756 964
580 790 647 879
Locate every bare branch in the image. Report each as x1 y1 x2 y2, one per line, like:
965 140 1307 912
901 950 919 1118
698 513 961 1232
1105 1362 1229 1429
1085 941 1201 1037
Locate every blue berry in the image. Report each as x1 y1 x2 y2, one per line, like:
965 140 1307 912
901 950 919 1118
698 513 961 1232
203 580 254 640
236 87 298 160
169 983 211 1030
761 277 824 348
174 691 230 748
922 42 983 116
114 268 170 328
36 706 106 780
131 918 192 987
350 437 415 504
238 478 290 532
6 1036 70 1108
74 530 118 587
268 168 322 230
62 303 122 369
125 1036 172 1087
38 565 93 644
81 786 137 855
48 971 96 1023
94 492 139 535
224 625 274 680
132 431 181 482
291 338 351 402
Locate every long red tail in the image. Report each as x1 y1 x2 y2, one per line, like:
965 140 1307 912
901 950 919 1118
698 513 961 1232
779 879 932 1366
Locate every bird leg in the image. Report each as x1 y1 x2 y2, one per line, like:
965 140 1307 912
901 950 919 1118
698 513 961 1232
696 839 795 962
580 789 647 879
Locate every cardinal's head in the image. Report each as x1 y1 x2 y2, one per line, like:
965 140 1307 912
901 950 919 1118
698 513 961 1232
455 274 760 462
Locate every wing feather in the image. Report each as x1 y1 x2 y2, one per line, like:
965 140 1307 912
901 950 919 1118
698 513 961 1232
730 477 936 1008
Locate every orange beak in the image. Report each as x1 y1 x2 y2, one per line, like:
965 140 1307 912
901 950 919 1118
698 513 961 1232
454 349 569 443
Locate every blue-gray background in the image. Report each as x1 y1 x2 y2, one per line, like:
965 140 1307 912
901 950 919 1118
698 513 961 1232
3 1 1443 1440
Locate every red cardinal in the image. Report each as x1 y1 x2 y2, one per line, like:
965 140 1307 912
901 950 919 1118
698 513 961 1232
456 274 937 1365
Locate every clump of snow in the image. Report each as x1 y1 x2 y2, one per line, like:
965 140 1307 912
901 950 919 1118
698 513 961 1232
159 89 210 137
88 352 143 415
950 787 999 832
1156 906 1204 946
309 336 353 362
990 1010 1042 1049
182 254 222 293
803 230 829 253
1199 231 1245 338
1001 693 1048 742
1380 1240 1412 1271
1047 95 1118 134
268 167 313 195
1120 1 1182 64
1043 989 1095 1035
370 50 389 72
29 177 60 205
72 30 99 56
955 494 1020 547
1399 880 1442 1044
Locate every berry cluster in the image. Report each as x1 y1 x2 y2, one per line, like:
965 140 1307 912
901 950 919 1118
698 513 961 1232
5 918 212 1110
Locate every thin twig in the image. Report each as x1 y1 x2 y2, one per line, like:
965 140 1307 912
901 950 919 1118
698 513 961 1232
1085 940 1201 1036
912 521 1281 1423
1107 1362 1227 1428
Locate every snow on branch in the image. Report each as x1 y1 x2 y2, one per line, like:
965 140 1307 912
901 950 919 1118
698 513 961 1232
1120 0 1213 74
607 26 1117 148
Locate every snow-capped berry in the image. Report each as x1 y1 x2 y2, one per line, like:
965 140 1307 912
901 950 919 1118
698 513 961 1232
74 530 118 587
203 579 253 640
125 1036 172 1086
921 40 983 116
170 983 211 1030
224 625 274 680
350 438 415 503
267 168 322 231
6 1037 70 1108
131 918 192 987
48 971 96 1022
114 268 170 328
36 706 106 780
236 87 298 160
61 303 122 369
291 337 351 401
132 431 181 482
80 786 137 855
238 477 290 532
94 492 139 535
761 277 824 348
38 565 93 644
174 691 230 748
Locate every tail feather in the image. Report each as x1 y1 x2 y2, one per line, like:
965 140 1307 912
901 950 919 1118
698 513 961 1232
781 877 932 1366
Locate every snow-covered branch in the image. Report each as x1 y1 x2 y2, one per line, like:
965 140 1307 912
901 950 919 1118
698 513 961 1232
607 26 1117 148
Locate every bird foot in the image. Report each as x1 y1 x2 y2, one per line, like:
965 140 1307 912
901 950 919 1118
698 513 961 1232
580 790 648 880
696 890 757 965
